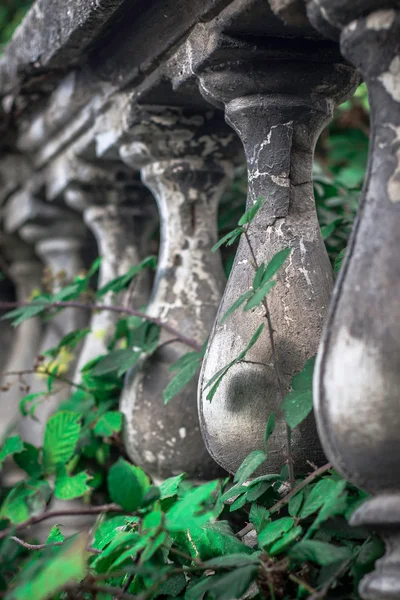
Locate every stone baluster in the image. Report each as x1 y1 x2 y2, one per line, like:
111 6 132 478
119 108 237 480
302 3 400 598
187 35 359 476
0 234 43 442
64 179 155 378
7 197 88 446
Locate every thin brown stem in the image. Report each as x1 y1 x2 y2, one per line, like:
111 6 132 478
10 535 102 554
0 301 201 352
1 368 88 393
0 503 124 542
243 230 295 488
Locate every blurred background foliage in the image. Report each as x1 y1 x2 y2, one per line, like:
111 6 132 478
0 0 370 273
0 0 32 49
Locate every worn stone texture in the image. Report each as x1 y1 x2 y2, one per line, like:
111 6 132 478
119 107 240 480
191 35 359 476
307 4 400 599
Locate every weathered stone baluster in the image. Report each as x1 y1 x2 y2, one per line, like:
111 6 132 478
119 108 237 479
304 3 400 598
65 181 154 378
190 36 359 475
0 234 43 442
7 196 88 446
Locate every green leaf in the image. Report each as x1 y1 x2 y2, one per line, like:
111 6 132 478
169 350 204 373
249 504 269 533
43 328 91 358
96 256 157 298
43 412 81 474
0 435 24 466
6 534 88 600
91 348 141 377
290 540 352 566
288 491 304 517
261 248 291 284
264 413 275 452
321 222 337 240
282 389 313 430
181 521 252 562
1 480 51 524
19 392 45 418
234 450 267 485
252 263 267 290
334 248 346 273
221 290 253 324
160 474 186 500
55 467 92 500
212 228 243 253
258 517 295 549
163 359 200 405
94 412 123 437
204 553 260 568
238 324 265 360
47 525 65 545
245 481 272 503
14 443 42 478
244 280 276 311
292 356 315 392
2 297 51 327
300 478 346 520
269 526 303 556
107 459 150 512
166 480 219 532
186 565 258 600
238 196 265 226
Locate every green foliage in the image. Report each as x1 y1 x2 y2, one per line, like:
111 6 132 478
0 79 375 599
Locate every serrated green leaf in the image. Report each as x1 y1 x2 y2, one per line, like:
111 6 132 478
166 480 219 532
221 290 253 324
43 412 81 474
229 493 248 512
234 450 267 485
14 443 42 478
238 196 265 226
0 435 24 466
289 491 304 517
19 392 45 418
43 328 91 358
258 517 295 549
261 248 291 284
94 411 123 437
96 256 157 298
269 525 303 556
292 356 316 392
237 324 265 360
249 504 269 533
47 525 65 545
91 348 141 377
180 521 251 562
300 478 346 520
282 389 313 430
204 553 260 568
253 263 267 290
264 413 275 452
244 280 276 311
163 359 200 405
212 228 243 253
2 297 51 327
160 474 186 500
55 467 92 500
1 480 51 524
91 531 141 573
245 481 272 503
290 539 352 566
169 350 203 373
107 459 150 512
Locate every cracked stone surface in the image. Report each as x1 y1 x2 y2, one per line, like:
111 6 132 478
193 37 359 476
307 4 400 599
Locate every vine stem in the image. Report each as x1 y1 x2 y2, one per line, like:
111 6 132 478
0 301 202 352
243 231 295 488
237 461 332 538
0 503 124 541
10 535 102 554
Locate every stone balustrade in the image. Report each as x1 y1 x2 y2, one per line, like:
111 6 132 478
0 0 398 596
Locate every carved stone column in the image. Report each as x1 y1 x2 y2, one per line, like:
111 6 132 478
12 199 87 446
119 108 237 480
190 37 359 475
305 3 400 598
65 180 155 378
0 235 43 442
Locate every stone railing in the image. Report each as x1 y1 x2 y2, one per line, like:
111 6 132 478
0 0 399 596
